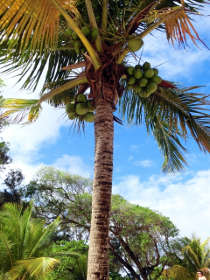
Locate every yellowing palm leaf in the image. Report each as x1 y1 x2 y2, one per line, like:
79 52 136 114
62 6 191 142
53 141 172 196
8 257 59 280
0 98 40 122
0 0 80 51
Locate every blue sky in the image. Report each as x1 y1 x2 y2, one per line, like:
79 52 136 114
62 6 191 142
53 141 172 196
1 10 210 240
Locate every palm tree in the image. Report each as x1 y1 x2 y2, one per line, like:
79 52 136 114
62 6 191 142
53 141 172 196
0 1 210 279
162 237 210 280
0 203 59 279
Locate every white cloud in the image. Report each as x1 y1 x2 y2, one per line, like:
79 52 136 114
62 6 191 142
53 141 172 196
53 154 92 178
134 159 153 167
113 170 210 240
2 104 68 156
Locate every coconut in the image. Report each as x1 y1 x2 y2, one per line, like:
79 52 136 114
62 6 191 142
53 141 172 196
126 66 134 75
72 32 78 40
77 94 87 103
138 90 147 98
66 103 75 114
143 62 151 70
146 82 158 95
127 77 136 85
67 111 77 120
144 69 154 78
74 40 81 49
81 26 90 36
153 68 159 76
126 85 133 90
135 65 141 70
91 28 98 41
134 69 143 79
138 78 148 87
134 86 143 95
128 38 143 52
151 76 162 84
64 29 72 37
76 103 89 115
84 112 94 122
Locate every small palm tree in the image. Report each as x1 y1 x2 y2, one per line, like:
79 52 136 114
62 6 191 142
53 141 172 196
0 203 59 280
0 1 210 279
162 237 210 280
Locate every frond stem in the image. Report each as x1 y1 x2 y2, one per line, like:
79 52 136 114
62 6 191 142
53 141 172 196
85 0 103 51
50 0 101 69
39 76 88 104
101 0 108 32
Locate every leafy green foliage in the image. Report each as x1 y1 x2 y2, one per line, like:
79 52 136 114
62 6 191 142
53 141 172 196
0 96 11 170
49 240 88 280
120 85 210 172
0 203 59 279
162 237 210 280
21 167 181 279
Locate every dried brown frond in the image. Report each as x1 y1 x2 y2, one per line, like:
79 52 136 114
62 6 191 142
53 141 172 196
164 7 203 47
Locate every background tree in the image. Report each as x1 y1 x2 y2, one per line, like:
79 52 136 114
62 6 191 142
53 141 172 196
0 203 59 280
1 1 210 279
162 237 210 280
0 87 11 171
49 240 88 280
22 167 182 279
0 169 24 207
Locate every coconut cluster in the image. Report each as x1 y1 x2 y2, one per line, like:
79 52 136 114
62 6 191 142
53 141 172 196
126 62 162 98
65 94 95 122
63 26 98 55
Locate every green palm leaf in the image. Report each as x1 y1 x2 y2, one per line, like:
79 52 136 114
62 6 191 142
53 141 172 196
120 85 210 172
0 203 59 279
9 257 59 280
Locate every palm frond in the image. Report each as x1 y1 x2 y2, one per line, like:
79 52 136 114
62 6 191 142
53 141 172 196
183 245 201 269
0 0 80 52
0 98 40 123
8 257 59 280
119 85 210 172
163 7 203 47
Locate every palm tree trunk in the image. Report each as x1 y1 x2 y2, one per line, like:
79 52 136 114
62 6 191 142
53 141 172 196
87 96 114 280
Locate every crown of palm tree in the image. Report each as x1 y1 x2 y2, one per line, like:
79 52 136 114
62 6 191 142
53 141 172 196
0 0 209 172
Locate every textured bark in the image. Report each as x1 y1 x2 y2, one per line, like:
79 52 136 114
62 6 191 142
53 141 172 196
87 97 114 280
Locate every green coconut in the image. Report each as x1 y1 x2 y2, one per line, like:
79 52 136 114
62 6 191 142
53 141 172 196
66 103 75 114
151 76 162 84
77 94 87 103
74 40 81 49
128 38 143 52
127 77 136 85
81 26 91 36
64 29 72 37
127 85 133 90
91 28 98 41
134 69 143 79
84 112 94 122
153 68 159 76
138 78 148 87
146 82 158 95
134 86 143 95
143 62 151 70
126 66 134 75
72 32 78 40
76 103 89 115
139 90 148 98
67 111 77 120
144 69 154 78
135 65 141 70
